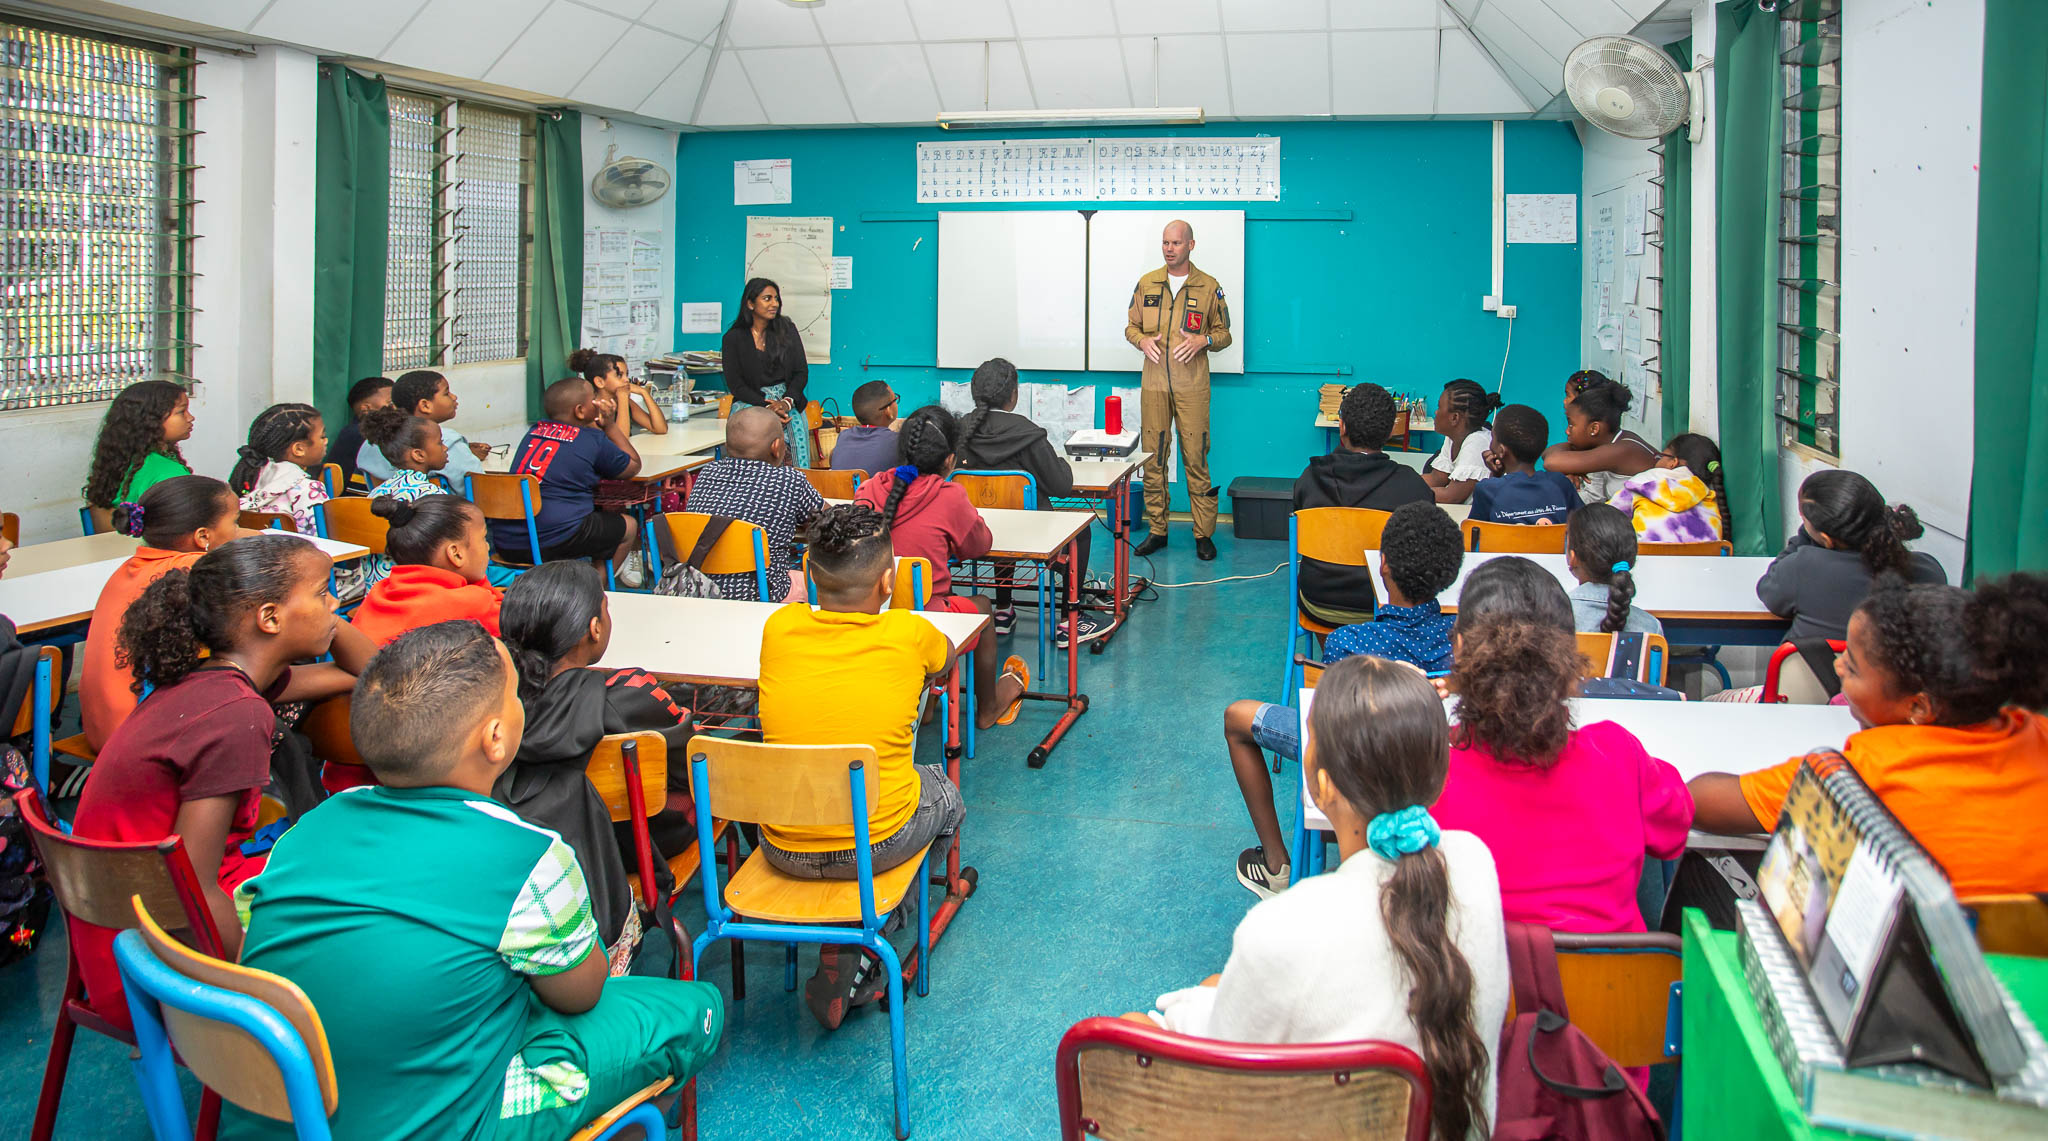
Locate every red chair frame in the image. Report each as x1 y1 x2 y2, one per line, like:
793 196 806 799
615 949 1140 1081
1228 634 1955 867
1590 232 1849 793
1054 1015 1432 1141
1761 639 1846 704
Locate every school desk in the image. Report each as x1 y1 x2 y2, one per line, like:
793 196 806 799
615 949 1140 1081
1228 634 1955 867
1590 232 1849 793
1362 549 1788 646
1316 412 1435 454
0 532 370 635
964 506 1096 769
481 449 715 511
1048 452 1149 652
629 418 729 459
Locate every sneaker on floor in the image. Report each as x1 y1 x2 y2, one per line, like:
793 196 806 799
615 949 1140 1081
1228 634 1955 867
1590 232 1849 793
804 945 890 1029
1053 612 1110 649
1236 847 1290 899
992 606 1016 636
615 551 648 589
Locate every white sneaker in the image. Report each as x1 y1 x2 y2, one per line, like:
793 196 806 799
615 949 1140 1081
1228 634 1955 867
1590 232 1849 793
616 551 648 589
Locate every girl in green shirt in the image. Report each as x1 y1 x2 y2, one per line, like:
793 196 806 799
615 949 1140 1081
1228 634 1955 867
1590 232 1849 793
82 379 195 533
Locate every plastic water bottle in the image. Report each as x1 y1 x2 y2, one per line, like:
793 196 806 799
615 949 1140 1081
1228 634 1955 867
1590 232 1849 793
1105 393 1122 436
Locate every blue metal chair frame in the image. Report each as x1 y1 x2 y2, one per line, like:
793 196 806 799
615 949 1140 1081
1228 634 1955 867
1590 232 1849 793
28 649 65 832
79 507 97 536
688 751 932 1140
466 473 611 589
645 515 771 602
1279 512 1318 705
947 469 1053 677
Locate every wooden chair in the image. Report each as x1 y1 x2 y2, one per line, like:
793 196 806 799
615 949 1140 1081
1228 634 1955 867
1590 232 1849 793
2 509 17 545
303 696 376 795
116 897 676 1141
238 510 298 534
9 644 94 807
646 511 771 601
1543 931 1685 1070
315 498 388 556
1762 640 1845 705
949 469 1038 510
1054 1015 1431 1141
16 789 227 1141
1962 895 2048 957
1575 631 1671 686
317 463 344 499
802 468 861 500
583 732 738 980
1464 519 1568 553
1281 507 1392 701
716 393 733 419
1640 539 1733 556
685 736 936 1139
465 472 547 568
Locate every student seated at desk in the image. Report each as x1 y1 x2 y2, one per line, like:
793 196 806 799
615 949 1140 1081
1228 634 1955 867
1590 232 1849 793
71 535 373 1029
496 377 642 575
357 369 490 489
325 376 391 488
1566 505 1663 638
953 358 1099 643
351 495 503 646
1689 574 2048 897
1293 382 1434 625
1422 377 1502 505
1471 404 1579 526
231 402 330 537
683 405 824 602
853 408 1031 728
1147 657 1506 1141
1538 374 1659 505
82 379 194 533
497 562 695 966
829 379 901 474
358 405 454 589
1606 432 1728 543
231 621 723 1140
571 347 667 436
1432 557 1692 933
759 504 967 1030
1224 502 1465 898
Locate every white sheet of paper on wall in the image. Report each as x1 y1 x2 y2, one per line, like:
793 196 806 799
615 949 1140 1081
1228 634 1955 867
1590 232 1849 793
630 268 663 299
583 230 600 262
941 381 973 417
1505 193 1577 243
1624 191 1648 255
1623 312 1643 355
680 303 722 335
598 229 630 264
830 256 852 290
734 159 793 206
1596 319 1621 352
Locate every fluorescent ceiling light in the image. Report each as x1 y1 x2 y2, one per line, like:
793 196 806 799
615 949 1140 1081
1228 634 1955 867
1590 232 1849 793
937 107 1206 130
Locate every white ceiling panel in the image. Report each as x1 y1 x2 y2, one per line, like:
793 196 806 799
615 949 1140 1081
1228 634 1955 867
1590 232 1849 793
1120 34 1232 116
381 0 552 81
634 43 712 120
1020 37 1130 109
570 0 656 20
903 0 1014 42
1473 27 1557 111
137 0 270 29
1536 0 1639 36
833 42 940 123
1220 0 1325 33
1446 0 1482 19
485 1 630 97
925 39 1034 111
722 0 822 48
809 0 920 45
1329 0 1441 29
1435 26 1531 114
735 46 853 124
695 51 766 124
250 0 424 58
1009 0 1119 39
1225 31 1330 118
571 25 694 109
1111 0 1222 37
636 0 726 43
1330 28 1436 116
1494 0 1589 66
1470 4 1563 101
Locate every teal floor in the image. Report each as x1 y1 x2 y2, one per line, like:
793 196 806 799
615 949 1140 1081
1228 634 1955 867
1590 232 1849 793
0 520 1300 1139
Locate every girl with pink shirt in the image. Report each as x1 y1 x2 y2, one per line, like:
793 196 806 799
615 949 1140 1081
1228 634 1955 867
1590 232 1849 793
1432 557 1694 933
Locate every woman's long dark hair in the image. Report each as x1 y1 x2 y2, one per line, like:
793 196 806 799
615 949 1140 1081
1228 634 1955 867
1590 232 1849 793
229 403 323 494
881 406 958 528
960 357 1018 445
111 475 236 548
116 537 325 693
84 379 187 508
732 277 800 370
1567 504 1640 634
499 560 606 702
1309 656 1491 1141
371 494 479 568
1799 469 1923 577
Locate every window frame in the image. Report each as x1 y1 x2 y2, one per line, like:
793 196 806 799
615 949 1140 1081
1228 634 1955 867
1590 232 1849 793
1775 0 1842 462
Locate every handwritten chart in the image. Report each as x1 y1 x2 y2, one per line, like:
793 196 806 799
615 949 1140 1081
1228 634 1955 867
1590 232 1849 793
916 137 1280 203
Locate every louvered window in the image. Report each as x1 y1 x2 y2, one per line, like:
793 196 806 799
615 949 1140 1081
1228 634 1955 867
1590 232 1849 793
0 19 197 411
1777 0 1841 458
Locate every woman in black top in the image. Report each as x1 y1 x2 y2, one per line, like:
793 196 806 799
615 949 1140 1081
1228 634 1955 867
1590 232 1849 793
720 277 811 466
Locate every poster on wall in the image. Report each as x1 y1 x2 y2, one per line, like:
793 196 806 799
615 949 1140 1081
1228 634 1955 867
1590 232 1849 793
1505 193 1577 243
744 215 833 364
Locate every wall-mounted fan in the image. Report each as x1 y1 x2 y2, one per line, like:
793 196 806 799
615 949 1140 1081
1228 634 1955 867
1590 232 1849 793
590 143 672 209
1564 35 1706 142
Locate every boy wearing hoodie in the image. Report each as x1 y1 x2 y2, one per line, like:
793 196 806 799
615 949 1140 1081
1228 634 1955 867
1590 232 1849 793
829 380 902 473
1291 382 1434 625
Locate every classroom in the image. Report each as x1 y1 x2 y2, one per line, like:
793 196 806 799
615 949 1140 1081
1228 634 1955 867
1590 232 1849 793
0 0 2044 1138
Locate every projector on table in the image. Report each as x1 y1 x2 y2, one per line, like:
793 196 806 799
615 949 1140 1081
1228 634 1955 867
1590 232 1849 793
1064 428 1140 459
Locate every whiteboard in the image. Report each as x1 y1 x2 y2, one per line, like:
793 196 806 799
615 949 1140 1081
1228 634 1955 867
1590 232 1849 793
936 211 1088 371
1086 210 1245 375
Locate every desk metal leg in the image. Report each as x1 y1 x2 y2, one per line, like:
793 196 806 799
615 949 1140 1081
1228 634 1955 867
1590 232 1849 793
1024 538 1090 768
903 658 977 985
1089 473 1135 654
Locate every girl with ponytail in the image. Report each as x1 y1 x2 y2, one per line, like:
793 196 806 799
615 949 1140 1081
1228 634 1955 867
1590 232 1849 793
231 402 331 536
1148 656 1506 1140
348 494 502 646
1604 432 1728 545
1424 377 1504 505
852 405 1030 729
570 346 668 436
1565 504 1662 637
1756 469 1947 643
1541 374 1659 504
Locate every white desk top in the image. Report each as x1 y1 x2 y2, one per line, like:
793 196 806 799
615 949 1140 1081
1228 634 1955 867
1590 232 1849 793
481 450 712 481
1365 549 1779 622
631 420 729 458
0 532 369 634
592 592 988 686
1064 452 1150 492
820 500 1094 560
6 532 144 578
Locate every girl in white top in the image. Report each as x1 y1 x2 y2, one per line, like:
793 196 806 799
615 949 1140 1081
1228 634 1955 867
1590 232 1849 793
1148 656 1508 1141
229 402 331 537
1423 378 1503 505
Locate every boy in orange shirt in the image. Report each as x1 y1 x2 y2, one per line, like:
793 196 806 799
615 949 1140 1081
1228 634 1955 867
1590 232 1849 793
1689 574 2048 897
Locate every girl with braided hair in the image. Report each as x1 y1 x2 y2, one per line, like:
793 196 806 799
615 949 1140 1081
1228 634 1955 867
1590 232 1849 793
1424 377 1504 505
1565 504 1662 637
853 405 1030 729
1540 374 1659 504
231 402 331 536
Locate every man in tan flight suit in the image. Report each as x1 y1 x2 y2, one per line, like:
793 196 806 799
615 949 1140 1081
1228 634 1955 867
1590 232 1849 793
1125 219 1233 561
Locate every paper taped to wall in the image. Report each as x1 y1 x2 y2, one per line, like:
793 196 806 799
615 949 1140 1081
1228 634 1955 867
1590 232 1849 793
734 159 792 206
1505 193 1577 244
744 216 832 364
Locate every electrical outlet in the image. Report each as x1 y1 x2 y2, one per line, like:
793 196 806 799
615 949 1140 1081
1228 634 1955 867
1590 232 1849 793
1498 304 1517 319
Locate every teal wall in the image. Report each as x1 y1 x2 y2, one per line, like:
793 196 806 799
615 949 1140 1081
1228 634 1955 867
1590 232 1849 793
672 120 1582 514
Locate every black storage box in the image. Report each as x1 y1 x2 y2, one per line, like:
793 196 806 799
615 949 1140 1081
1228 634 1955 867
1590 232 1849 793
1227 476 1295 542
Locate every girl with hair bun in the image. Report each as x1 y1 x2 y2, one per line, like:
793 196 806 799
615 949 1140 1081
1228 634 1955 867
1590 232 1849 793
852 405 1029 729
82 379 195 532
355 404 453 588
1540 374 1659 504
231 402 330 536
1692 573 2048 897
1424 377 1504 505
569 346 668 436
1565 504 1662 637
1758 469 1947 642
348 494 502 646
1148 656 1506 1141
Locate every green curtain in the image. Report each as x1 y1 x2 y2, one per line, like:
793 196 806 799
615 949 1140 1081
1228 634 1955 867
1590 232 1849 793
311 66 390 431
1660 40 1693 443
526 109 584 419
1968 1 2048 582
1714 1 1785 555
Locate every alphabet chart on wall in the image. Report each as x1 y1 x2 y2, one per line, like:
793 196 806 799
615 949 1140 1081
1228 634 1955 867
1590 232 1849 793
915 137 1280 203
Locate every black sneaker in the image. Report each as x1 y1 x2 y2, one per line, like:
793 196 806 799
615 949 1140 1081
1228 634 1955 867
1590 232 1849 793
1133 532 1167 557
1195 536 1218 561
992 606 1016 635
1235 847 1291 900
1053 613 1109 649
804 945 890 1029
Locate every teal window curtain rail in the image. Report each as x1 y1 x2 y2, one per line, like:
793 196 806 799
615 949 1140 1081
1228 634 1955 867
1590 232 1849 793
312 65 391 432
526 109 583 420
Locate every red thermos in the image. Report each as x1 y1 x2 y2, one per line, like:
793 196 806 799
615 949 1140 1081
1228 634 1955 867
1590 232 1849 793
1105 393 1122 435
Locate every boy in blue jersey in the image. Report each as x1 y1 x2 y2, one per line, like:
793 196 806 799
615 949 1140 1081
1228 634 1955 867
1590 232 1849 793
495 376 641 570
1469 404 1581 525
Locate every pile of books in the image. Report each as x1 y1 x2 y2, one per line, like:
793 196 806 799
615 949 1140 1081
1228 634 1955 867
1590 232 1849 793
650 350 722 374
1318 384 1349 419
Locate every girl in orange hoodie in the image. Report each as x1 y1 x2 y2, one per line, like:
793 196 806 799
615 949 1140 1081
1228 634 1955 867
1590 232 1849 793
348 493 503 646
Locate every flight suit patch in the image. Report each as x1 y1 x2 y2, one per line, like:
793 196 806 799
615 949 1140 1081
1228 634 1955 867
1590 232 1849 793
1184 307 1205 334
1143 293 1161 307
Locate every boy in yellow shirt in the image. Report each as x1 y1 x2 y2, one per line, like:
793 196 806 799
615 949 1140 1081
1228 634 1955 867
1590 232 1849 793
757 503 964 1028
